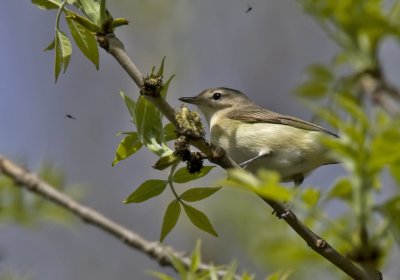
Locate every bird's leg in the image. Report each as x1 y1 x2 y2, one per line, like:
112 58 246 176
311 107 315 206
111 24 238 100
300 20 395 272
293 174 304 187
239 149 270 168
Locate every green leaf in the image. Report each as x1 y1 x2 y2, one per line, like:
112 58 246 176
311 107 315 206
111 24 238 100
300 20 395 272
112 18 130 29
147 272 175 280
182 203 218 236
241 272 255 280
189 240 202 273
163 123 177 142
44 39 56 51
124 180 167 203
224 169 292 201
301 188 320 207
112 132 142 166
156 56 166 77
168 251 187 279
377 196 400 246
54 34 62 82
160 74 175 98
119 91 136 124
337 94 369 129
31 0 60 10
266 270 293 280
199 266 219 280
307 64 334 83
180 187 221 202
389 163 400 184
295 81 327 99
370 125 400 173
153 154 180 170
66 10 102 33
257 180 292 201
116 131 135 136
357 32 372 56
389 2 400 27
74 0 101 26
66 16 99 69
221 261 238 280
226 168 261 187
54 30 72 82
172 166 215 183
160 200 181 242
58 31 72 73
333 52 350 66
320 136 355 163
135 95 172 156
326 178 352 201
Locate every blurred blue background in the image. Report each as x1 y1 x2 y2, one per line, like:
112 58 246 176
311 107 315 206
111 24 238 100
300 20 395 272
1 1 400 279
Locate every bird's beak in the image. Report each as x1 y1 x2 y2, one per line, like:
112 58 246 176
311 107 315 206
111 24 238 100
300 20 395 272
178 96 202 105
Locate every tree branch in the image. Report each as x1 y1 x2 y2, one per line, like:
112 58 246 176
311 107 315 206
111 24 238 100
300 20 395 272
97 32 380 280
265 199 380 280
358 70 400 116
0 155 240 280
98 33 239 170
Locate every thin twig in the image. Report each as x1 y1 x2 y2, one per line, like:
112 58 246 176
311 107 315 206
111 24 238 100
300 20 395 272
0 155 240 280
97 32 380 280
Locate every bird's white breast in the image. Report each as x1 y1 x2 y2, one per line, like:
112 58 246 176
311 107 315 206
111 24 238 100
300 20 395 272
208 113 331 180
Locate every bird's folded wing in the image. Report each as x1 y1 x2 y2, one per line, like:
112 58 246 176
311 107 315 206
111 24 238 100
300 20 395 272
226 106 338 137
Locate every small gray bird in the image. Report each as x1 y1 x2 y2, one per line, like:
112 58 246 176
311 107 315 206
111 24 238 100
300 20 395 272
179 87 338 185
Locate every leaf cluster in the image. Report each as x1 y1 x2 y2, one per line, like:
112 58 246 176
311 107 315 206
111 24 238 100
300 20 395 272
149 240 291 280
32 0 129 81
291 13 400 273
298 0 400 71
150 240 291 280
293 4 400 258
112 60 175 165
319 95 400 252
124 164 220 242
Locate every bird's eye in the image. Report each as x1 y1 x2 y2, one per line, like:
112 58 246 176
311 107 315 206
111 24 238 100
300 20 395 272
212 92 222 100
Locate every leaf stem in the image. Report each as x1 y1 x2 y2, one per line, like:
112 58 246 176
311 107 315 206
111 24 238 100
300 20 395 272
55 1 68 31
99 0 107 26
168 162 181 201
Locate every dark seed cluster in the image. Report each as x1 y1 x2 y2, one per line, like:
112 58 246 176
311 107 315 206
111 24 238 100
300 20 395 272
174 136 205 173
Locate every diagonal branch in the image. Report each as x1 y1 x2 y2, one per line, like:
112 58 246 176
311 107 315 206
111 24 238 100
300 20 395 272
96 32 380 280
0 155 240 280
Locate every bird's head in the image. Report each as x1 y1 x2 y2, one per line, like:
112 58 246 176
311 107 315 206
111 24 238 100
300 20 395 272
179 87 250 123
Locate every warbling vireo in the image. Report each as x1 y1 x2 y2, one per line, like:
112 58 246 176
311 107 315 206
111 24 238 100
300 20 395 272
179 87 338 185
